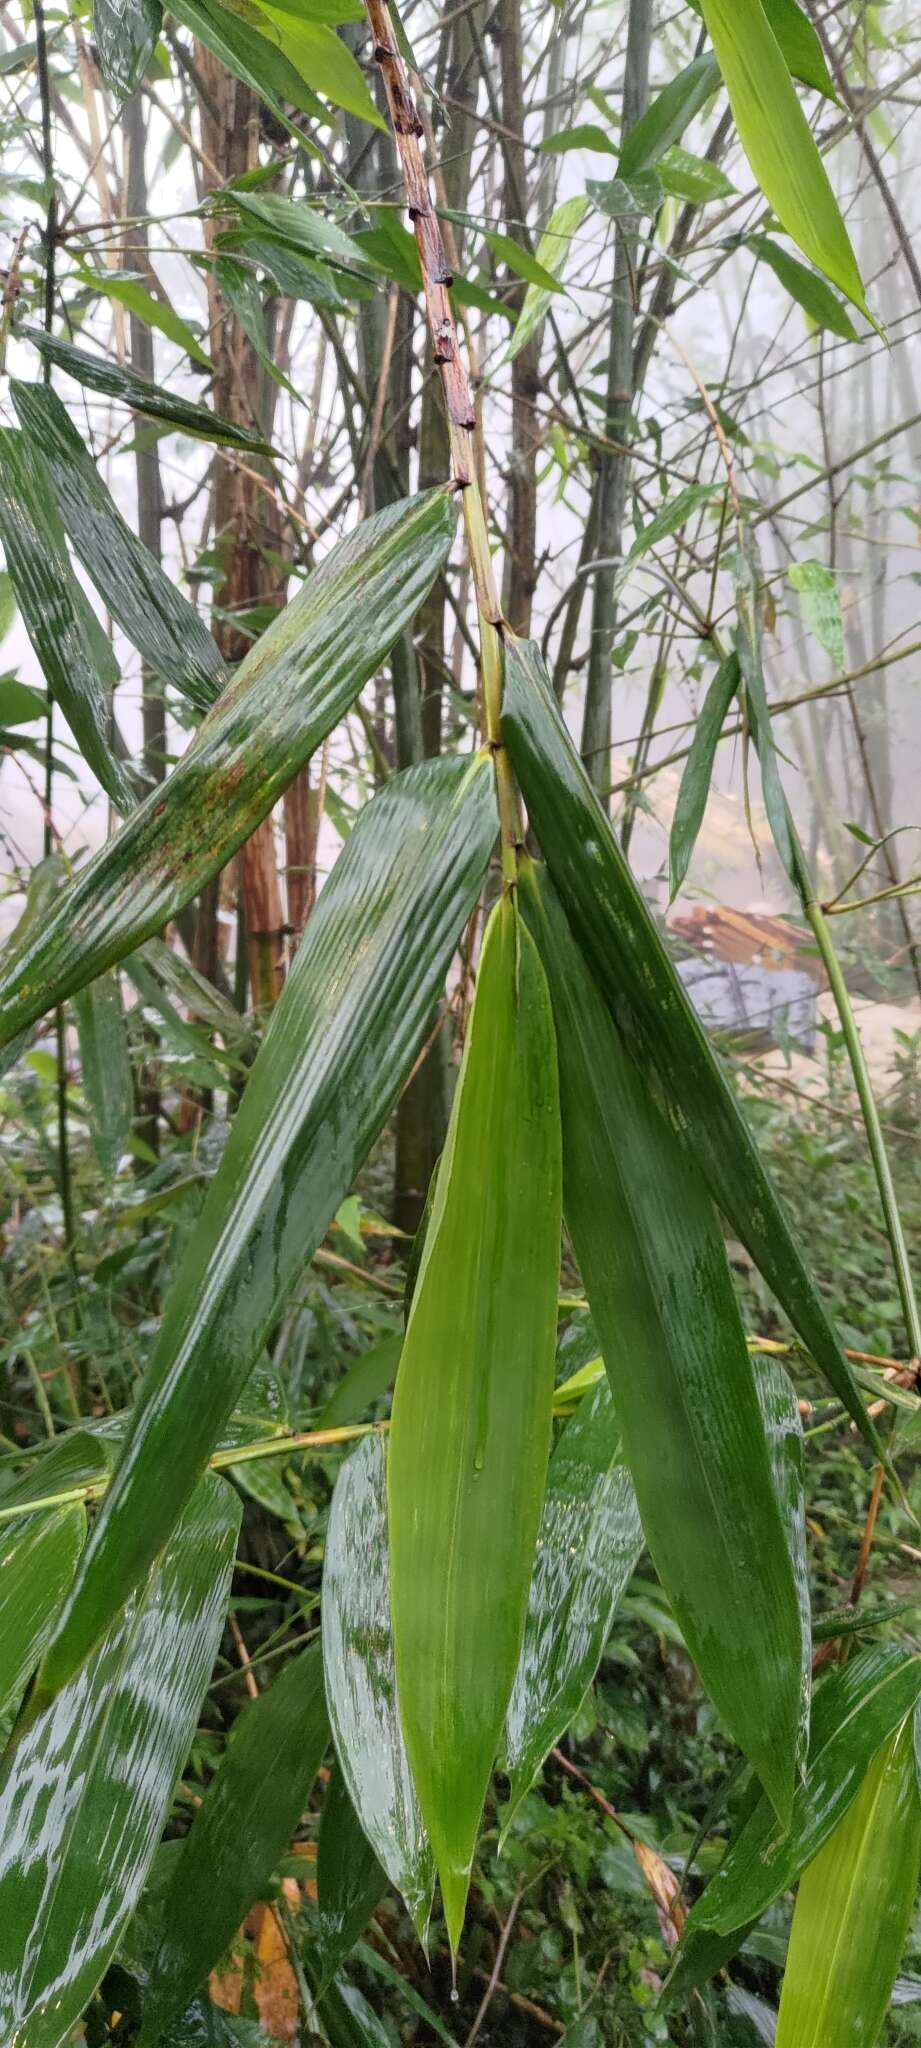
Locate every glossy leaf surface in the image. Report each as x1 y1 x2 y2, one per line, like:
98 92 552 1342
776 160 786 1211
24 330 275 453
0 1430 112 1516
0 428 136 815
0 1509 84 1721
171 0 326 128
92 0 161 97
0 488 456 1047
776 1716 921 2047
502 1379 643 1830
388 894 562 1949
36 750 497 1698
698 0 867 314
618 52 721 176
74 972 134 1179
754 1353 811 1769
322 1435 434 1942
669 652 739 898
12 382 227 712
0 1476 239 2048
501 634 880 1456
317 1763 388 1990
522 863 804 1825
140 1640 329 2040
666 1645 921 2006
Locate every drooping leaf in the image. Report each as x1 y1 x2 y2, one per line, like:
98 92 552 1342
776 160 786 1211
753 1353 811 1769
744 235 858 341
761 0 837 100
697 0 868 316
0 429 136 815
24 330 275 454
74 971 134 1179
316 1764 388 1991
618 52 722 176
322 1435 434 1943
665 1645 921 2006
92 0 161 97
0 488 456 1047
775 1715 921 2047
139 1640 329 2042
250 2 386 127
0 1430 112 1515
502 1378 643 1832
788 559 844 668
34 751 497 1701
11 383 227 714
171 0 327 128
669 652 740 898
501 634 881 1458
0 1509 85 1722
232 190 381 280
0 677 46 727
521 862 804 1826
77 268 211 366
483 229 565 293
0 1476 240 2048
388 894 562 1950
734 536 797 881
505 195 588 363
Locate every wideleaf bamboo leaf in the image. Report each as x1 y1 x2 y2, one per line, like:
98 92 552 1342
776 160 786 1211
502 1378 643 1833
317 1764 388 1991
74 972 134 1179
0 1510 84 1722
171 0 327 127
776 1716 921 2047
0 488 456 1047
665 1645 921 2006
0 429 136 815
669 651 739 898
34 751 497 1700
522 863 804 1826
388 894 562 1951
139 1640 329 2041
323 1436 434 1941
25 329 276 453
618 53 721 177
92 0 161 97
754 1353 811 1770
502 634 881 1458
11 382 227 712
0 1476 239 2048
698 0 867 314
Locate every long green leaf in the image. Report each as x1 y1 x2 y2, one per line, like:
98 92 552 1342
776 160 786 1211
761 0 837 99
505 195 588 363
665 1645 921 2007
0 429 136 814
0 1475 240 2048
388 893 562 1950
698 0 867 314
501 633 882 1458
11 382 227 712
0 1431 112 1515
34 750 497 1701
171 0 327 127
618 52 721 176
79 269 211 366
522 862 804 1825
753 1354 810 1770
322 1435 434 1943
502 1379 643 1833
74 972 134 1179
139 1640 329 2041
24 330 275 453
0 1510 85 1722
251 2 386 128
317 1764 388 1991
0 488 456 1047
669 651 739 898
233 190 381 279
743 235 858 342
92 0 161 97
776 1715 921 2047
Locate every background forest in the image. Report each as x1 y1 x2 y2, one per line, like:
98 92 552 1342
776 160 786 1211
0 0 920 2041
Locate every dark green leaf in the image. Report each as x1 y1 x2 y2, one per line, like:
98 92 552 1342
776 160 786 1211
233 190 381 278
0 488 456 1046
483 229 565 292
23 330 276 454
78 269 210 365
0 1509 85 1721
0 1476 240 2048
0 1430 112 1514
322 1435 434 1943
744 236 858 342
501 634 880 1457
522 862 804 1826
74 972 134 1179
762 0 837 100
753 1354 810 1767
734 538 796 881
11 382 227 712
618 53 722 176
0 678 46 727
317 1764 388 1991
318 1334 401 1428
669 653 740 898
139 1640 329 2041
34 750 497 1700
665 1645 921 2006
502 1379 643 1831
92 0 161 97
388 895 562 1948
0 428 136 814
171 0 327 127
537 124 617 156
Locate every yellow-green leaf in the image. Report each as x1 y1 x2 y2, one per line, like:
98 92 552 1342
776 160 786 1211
776 1714 921 2047
388 894 562 1951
